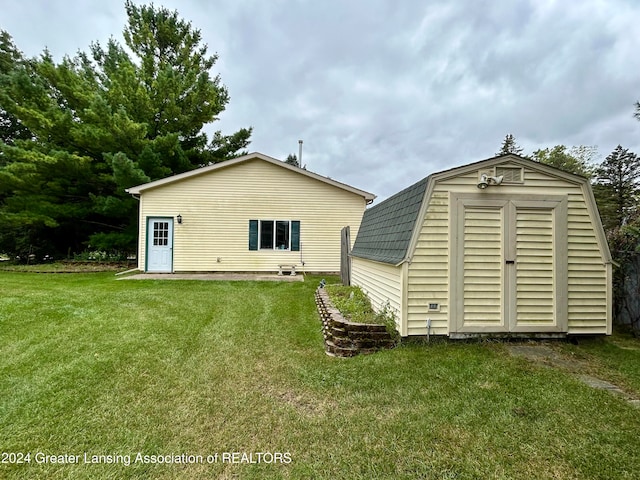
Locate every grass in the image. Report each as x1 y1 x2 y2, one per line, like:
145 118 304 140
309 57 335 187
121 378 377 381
1 272 639 479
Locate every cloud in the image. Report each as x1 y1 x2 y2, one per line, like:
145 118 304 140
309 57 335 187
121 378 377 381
3 0 640 200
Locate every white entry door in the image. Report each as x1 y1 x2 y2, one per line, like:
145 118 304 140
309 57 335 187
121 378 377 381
147 218 173 272
451 194 567 334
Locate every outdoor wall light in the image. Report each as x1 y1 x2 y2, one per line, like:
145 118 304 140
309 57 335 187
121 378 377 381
477 174 504 189
177 214 183 224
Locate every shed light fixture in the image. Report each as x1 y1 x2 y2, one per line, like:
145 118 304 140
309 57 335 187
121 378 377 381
477 174 504 189
177 214 183 224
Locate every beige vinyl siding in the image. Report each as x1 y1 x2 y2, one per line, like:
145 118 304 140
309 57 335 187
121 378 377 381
351 257 403 332
406 162 609 336
406 190 449 335
137 159 367 272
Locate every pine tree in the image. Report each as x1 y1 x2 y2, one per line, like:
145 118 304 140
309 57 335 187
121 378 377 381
285 154 299 167
0 31 31 146
0 3 252 258
593 145 640 232
496 134 524 156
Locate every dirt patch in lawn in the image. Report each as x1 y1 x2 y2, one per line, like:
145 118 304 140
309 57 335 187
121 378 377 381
507 343 640 407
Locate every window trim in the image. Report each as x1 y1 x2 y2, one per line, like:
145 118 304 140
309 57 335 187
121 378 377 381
260 219 289 250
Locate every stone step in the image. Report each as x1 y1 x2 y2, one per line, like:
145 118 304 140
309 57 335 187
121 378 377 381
325 340 359 358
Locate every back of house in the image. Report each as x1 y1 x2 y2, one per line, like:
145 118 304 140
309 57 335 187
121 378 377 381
127 153 375 274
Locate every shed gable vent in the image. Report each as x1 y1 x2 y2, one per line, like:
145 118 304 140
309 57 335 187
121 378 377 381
495 166 523 183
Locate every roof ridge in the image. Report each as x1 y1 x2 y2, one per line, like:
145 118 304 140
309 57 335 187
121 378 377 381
125 152 375 201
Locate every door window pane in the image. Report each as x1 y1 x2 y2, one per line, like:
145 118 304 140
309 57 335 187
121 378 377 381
153 221 169 246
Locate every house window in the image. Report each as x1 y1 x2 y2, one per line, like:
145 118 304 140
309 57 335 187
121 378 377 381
249 220 300 251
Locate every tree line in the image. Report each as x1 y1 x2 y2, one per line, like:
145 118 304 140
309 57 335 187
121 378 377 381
497 134 640 331
496 134 640 236
0 2 251 260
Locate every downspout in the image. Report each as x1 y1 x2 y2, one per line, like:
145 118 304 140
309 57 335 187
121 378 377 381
127 192 141 270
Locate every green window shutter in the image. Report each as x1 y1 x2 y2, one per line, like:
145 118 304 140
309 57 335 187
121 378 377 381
249 220 258 250
291 221 300 251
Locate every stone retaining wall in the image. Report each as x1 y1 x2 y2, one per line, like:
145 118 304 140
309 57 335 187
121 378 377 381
315 287 397 357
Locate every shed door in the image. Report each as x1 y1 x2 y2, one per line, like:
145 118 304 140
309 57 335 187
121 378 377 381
147 218 173 273
460 203 505 330
513 206 556 331
452 195 567 334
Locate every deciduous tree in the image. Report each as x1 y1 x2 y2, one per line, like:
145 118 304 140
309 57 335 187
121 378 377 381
531 145 596 179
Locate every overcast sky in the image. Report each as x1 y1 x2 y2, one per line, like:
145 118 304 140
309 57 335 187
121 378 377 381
3 0 640 201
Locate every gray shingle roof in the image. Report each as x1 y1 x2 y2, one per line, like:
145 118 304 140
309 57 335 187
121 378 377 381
351 176 429 265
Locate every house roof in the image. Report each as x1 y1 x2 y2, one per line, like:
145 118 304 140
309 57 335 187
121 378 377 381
351 154 611 265
125 152 376 202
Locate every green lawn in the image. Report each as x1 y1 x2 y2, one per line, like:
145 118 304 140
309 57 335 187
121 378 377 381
1 272 639 479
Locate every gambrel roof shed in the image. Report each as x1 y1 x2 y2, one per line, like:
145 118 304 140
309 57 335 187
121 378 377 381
351 154 612 338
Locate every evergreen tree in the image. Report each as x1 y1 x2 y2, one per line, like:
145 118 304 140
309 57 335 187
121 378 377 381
285 153 299 167
593 145 640 232
0 3 251 258
496 134 524 156
0 32 31 146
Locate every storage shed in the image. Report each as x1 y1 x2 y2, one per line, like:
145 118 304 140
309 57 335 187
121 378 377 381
351 154 612 338
126 152 374 273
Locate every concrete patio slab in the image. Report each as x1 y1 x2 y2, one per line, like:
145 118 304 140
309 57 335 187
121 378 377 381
120 273 305 282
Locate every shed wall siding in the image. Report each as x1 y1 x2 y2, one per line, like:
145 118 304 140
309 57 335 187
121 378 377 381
137 159 367 272
406 190 450 336
351 257 403 332
406 163 609 335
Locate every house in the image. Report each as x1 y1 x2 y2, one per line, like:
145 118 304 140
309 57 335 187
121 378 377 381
350 154 612 338
126 152 375 273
